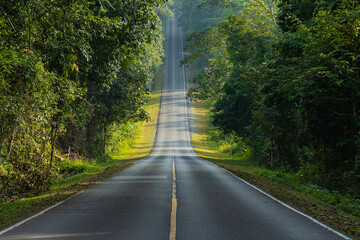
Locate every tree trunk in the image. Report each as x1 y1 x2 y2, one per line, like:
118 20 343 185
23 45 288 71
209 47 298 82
27 4 31 52
322 142 328 175
49 121 58 171
7 128 16 157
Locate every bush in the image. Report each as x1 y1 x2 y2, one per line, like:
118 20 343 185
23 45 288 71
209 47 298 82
0 155 50 199
56 160 87 176
295 162 324 184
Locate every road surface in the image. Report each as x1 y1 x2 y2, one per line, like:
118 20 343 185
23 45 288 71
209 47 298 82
0 16 352 240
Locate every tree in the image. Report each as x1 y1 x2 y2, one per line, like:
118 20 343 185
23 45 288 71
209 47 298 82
0 0 169 198
255 0 360 188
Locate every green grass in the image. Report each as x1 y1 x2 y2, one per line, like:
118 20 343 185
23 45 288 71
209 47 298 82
127 66 163 160
0 158 134 227
190 101 360 238
0 66 163 228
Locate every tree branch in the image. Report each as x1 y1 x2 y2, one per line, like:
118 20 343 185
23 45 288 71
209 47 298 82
324 106 353 117
0 4 54 46
60 1 75 46
253 0 277 27
133 0 137 21
2 10 16 33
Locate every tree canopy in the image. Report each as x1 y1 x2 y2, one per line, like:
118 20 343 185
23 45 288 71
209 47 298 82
0 0 169 198
179 0 360 194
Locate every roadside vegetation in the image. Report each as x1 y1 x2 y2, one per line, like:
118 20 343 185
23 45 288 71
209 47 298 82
178 0 360 194
191 101 360 237
178 0 360 237
0 0 169 227
0 57 164 228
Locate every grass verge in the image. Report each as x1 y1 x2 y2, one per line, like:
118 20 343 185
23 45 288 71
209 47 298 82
191 101 360 239
0 66 163 229
127 66 163 160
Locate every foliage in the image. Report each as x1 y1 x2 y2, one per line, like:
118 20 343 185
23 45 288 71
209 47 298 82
178 0 360 195
0 0 169 199
56 159 90 177
193 98 360 221
105 122 138 159
255 0 360 188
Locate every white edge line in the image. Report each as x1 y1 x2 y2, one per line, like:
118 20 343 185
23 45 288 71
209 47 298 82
224 169 352 240
0 192 83 236
3 14 343 240
179 15 352 240
1 16 172 237
184 95 352 240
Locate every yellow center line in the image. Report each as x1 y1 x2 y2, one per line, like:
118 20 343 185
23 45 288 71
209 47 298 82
172 19 175 113
169 18 177 240
169 152 177 240
172 154 176 181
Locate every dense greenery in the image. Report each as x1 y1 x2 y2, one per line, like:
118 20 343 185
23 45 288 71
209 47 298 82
179 0 360 195
0 0 169 199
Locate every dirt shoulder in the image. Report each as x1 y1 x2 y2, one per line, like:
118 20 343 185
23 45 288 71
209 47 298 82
213 160 359 238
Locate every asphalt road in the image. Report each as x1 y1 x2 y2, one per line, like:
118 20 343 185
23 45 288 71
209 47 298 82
0 16 352 240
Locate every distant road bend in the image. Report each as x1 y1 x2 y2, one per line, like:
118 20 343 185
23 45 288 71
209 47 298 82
0 15 353 240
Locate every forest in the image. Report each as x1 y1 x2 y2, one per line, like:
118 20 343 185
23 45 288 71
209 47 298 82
0 0 169 199
1 0 359 205
177 0 360 196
